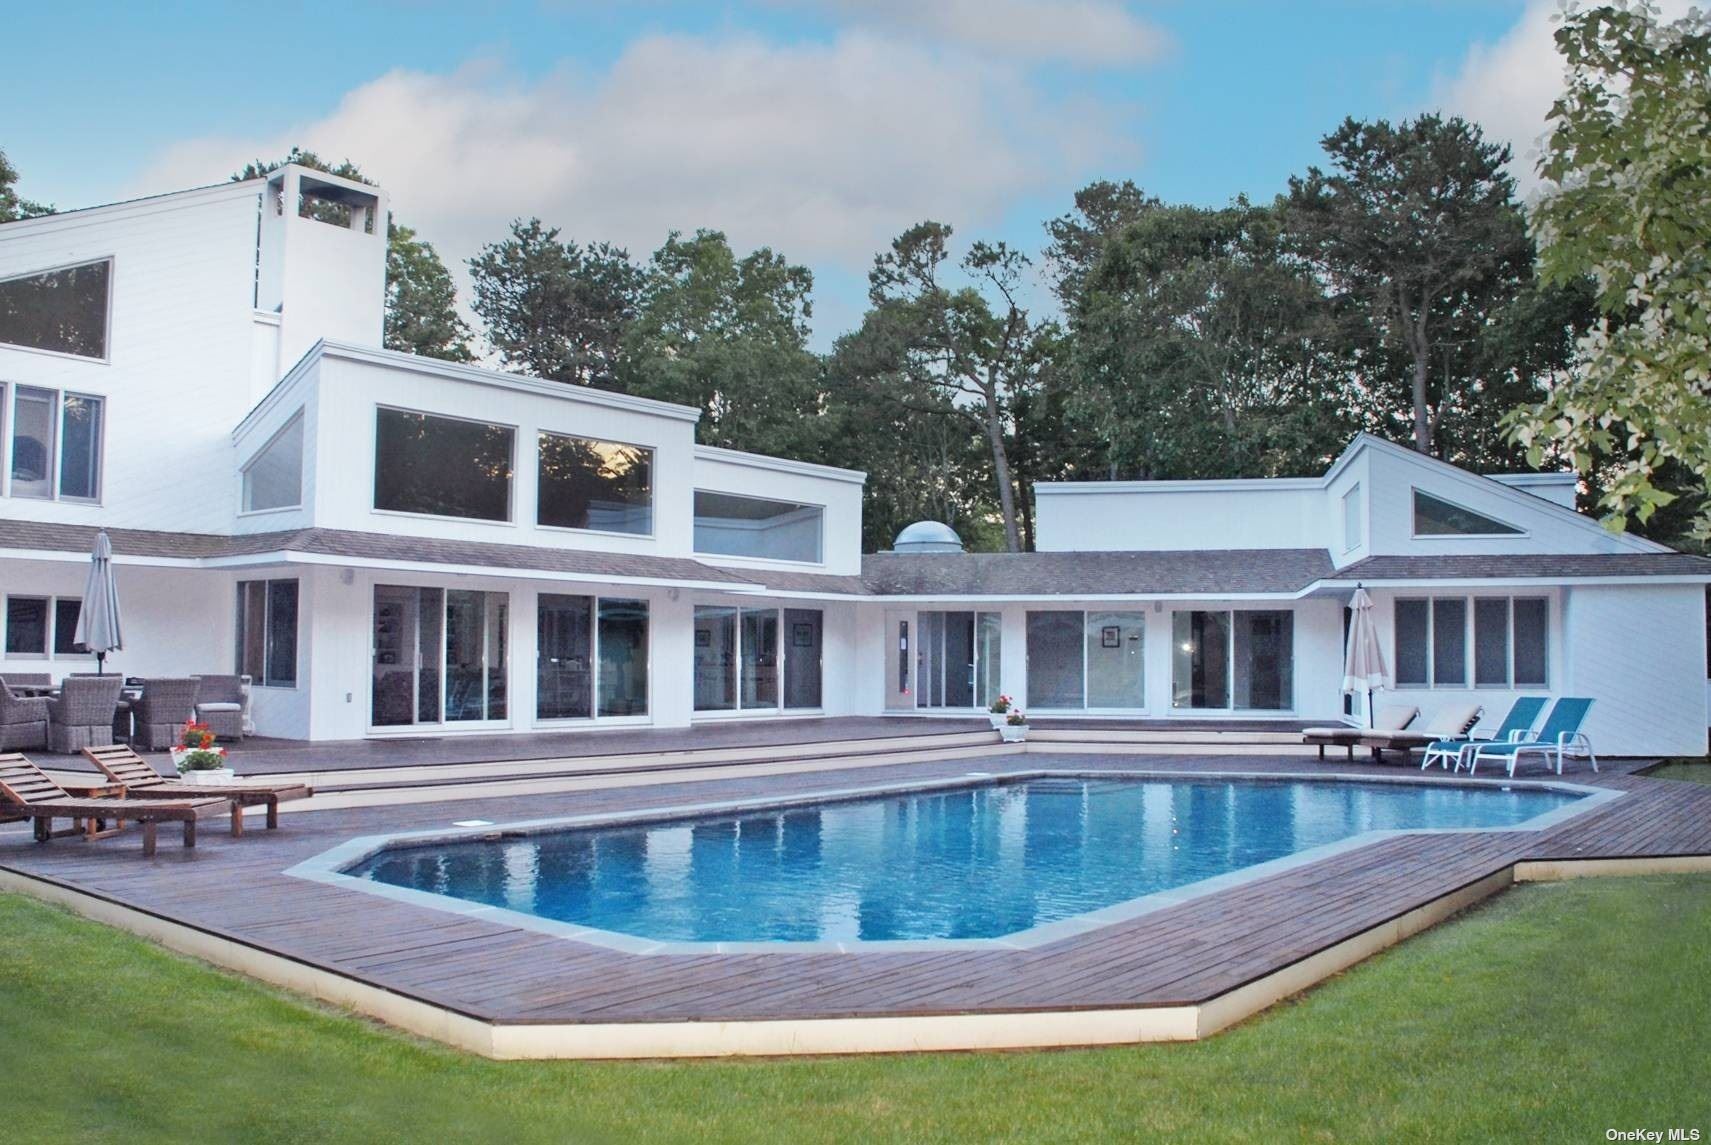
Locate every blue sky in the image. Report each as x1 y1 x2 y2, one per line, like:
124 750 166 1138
3 1 1564 344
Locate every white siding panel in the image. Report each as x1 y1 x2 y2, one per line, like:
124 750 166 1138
1562 583 1707 757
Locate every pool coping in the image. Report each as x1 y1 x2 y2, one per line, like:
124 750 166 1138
283 768 1624 956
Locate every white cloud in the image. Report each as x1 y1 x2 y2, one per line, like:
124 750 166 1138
132 31 1133 337
1433 0 1693 190
787 0 1168 65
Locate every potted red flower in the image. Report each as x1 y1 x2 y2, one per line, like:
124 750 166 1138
171 720 233 784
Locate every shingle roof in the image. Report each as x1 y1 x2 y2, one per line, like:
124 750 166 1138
1330 554 1711 581
10 517 1706 596
860 549 1336 596
0 520 759 586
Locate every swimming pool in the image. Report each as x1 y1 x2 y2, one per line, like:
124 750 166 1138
341 775 1588 947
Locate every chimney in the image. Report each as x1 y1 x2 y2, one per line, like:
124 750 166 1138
255 164 388 380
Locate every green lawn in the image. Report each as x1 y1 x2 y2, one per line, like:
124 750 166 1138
2 877 1708 1144
1646 759 1711 785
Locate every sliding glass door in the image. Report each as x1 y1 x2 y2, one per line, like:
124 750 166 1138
1171 609 1293 711
1025 610 1145 711
373 586 508 727
914 610 1001 710
535 595 649 720
695 605 822 713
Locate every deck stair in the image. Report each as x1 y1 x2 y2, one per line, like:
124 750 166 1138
39 720 1325 814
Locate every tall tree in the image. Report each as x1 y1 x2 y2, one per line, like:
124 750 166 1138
0 146 53 222
1064 197 1352 481
468 219 642 388
619 230 826 458
232 149 471 361
1507 2 1711 537
842 222 1050 551
1285 115 1533 455
1043 179 1159 311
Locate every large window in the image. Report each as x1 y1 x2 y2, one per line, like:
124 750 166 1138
1343 484 1363 551
1413 489 1523 537
242 411 304 512
1172 610 1293 711
0 258 112 360
1026 610 1146 710
3 385 103 502
1396 595 1547 688
536 594 650 720
373 407 513 522
693 491 823 563
371 586 507 725
235 579 298 687
537 432 652 535
5 595 86 657
694 604 821 712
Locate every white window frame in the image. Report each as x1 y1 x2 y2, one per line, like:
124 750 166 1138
1024 608 1148 713
532 593 652 725
1342 483 1363 552
1410 488 1528 540
239 409 306 515
0 384 104 504
0 256 115 364
692 604 824 716
3 594 90 659
1395 594 1550 689
236 578 300 689
534 429 657 539
1169 608 1297 713
691 490 826 566
371 404 517 526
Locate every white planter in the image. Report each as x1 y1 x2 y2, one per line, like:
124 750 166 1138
178 767 236 785
999 724 1028 743
988 713 1008 729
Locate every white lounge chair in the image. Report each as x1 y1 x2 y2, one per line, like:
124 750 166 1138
1304 704 1418 761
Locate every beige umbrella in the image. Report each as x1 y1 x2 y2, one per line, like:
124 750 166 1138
1342 586 1389 728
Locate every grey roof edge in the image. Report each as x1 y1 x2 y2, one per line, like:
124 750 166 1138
7 520 1709 596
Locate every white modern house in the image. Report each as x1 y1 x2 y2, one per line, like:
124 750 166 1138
2 167 1707 755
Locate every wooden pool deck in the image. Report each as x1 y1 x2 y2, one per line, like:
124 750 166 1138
3 752 1707 1057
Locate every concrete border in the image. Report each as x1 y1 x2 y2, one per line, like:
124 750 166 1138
288 769 1618 955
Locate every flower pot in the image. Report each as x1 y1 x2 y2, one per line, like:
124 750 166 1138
999 724 1028 743
179 767 236 785
988 713 1007 729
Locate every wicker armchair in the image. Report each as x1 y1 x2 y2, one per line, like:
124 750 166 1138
130 677 201 751
0 682 50 751
0 672 52 689
192 674 246 741
46 675 124 754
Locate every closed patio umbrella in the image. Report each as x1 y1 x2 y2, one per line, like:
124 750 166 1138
73 530 124 675
1342 586 1389 728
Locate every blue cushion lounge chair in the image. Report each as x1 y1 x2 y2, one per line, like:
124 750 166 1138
1420 695 1549 771
1467 697 1597 777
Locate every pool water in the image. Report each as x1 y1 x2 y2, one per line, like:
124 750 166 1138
347 776 1581 945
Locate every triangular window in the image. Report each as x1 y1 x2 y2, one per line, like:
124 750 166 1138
0 258 112 360
1413 489 1523 536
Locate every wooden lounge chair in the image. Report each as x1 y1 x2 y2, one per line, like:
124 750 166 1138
1359 701 1484 764
0 752 226 856
1303 704 1418 760
82 744 312 835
